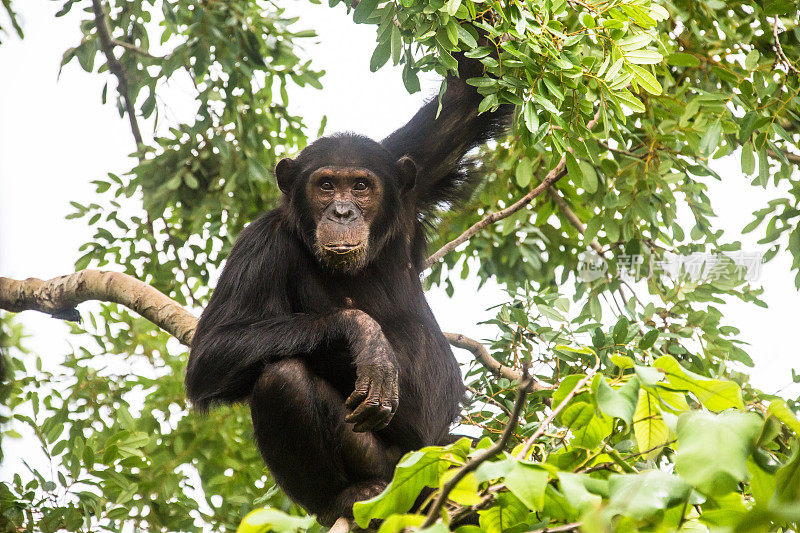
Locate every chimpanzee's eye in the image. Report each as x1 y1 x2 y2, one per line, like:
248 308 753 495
320 180 334 191
353 180 368 191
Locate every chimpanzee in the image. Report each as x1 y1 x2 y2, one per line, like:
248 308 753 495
185 56 512 525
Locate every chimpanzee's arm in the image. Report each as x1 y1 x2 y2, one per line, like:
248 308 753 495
187 310 396 412
186 214 398 430
380 56 513 212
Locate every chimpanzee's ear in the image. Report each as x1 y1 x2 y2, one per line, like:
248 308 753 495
396 156 416 192
275 157 298 194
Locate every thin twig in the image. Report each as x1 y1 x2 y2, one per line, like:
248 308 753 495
111 38 160 58
766 147 800 165
597 139 644 159
466 385 512 416
425 109 601 268
419 368 536 528
531 521 583 532
516 359 599 459
772 16 799 74
91 0 143 148
446 332 544 387
547 188 604 255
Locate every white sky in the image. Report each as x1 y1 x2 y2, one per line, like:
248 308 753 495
1 2 798 471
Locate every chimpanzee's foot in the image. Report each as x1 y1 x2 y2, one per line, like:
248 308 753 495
317 480 388 527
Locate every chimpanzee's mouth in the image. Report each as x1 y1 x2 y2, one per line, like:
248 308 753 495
322 243 364 254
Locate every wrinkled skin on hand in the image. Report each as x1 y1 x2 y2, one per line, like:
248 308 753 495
342 309 399 432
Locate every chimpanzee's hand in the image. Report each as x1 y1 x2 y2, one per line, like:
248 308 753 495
344 316 399 432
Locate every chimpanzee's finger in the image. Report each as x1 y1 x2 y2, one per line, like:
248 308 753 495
345 377 370 409
371 407 394 431
347 400 382 430
353 402 394 432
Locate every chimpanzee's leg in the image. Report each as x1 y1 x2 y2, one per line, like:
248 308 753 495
249 358 395 525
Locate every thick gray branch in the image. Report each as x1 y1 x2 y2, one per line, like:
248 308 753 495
0 272 507 384
0 270 196 346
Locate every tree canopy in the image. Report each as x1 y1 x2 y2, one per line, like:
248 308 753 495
1 0 800 531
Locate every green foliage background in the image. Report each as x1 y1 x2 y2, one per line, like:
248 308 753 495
1 0 800 531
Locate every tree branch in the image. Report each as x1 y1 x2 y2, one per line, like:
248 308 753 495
91 0 143 148
547 188 604 256
515 359 598 460
0 270 196 346
597 139 644 159
425 109 602 269
445 332 528 383
328 517 350 533
772 16 799 74
419 367 536 528
0 272 516 389
766 147 800 165
111 38 160 59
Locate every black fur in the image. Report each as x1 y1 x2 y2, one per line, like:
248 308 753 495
186 60 512 523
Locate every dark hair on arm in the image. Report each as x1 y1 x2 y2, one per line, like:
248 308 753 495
380 55 513 213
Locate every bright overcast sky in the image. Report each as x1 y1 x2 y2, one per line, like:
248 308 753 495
0 1 798 473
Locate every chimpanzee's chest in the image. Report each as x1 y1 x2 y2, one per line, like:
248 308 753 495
294 263 423 322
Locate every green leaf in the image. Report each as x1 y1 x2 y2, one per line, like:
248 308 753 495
560 401 611 449
516 157 533 187
618 34 653 52
377 514 426 533
630 65 662 95
505 461 548 511
353 0 380 23
625 49 663 64
235 508 315 533
565 152 582 185
767 400 800 436
745 49 760 70
523 101 539 133
654 355 744 411
558 473 602 512
579 160 598 193
741 142 756 175
667 52 700 67
675 411 762 496
633 389 671 460
613 316 629 344
439 469 482 506
370 40 391 72
455 24 477 48
478 492 529 533
757 145 770 187
616 90 645 113
390 25 402 65
597 377 639 425
353 440 470 527
533 93 560 115
445 0 462 16
466 77 497 88
402 64 421 93
700 119 723 157
774 444 800 503
639 329 659 350
606 471 692 519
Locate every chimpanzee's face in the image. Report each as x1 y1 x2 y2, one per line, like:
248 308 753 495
274 134 416 274
304 166 384 273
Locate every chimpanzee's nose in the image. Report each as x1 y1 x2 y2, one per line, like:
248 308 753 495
329 201 358 223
